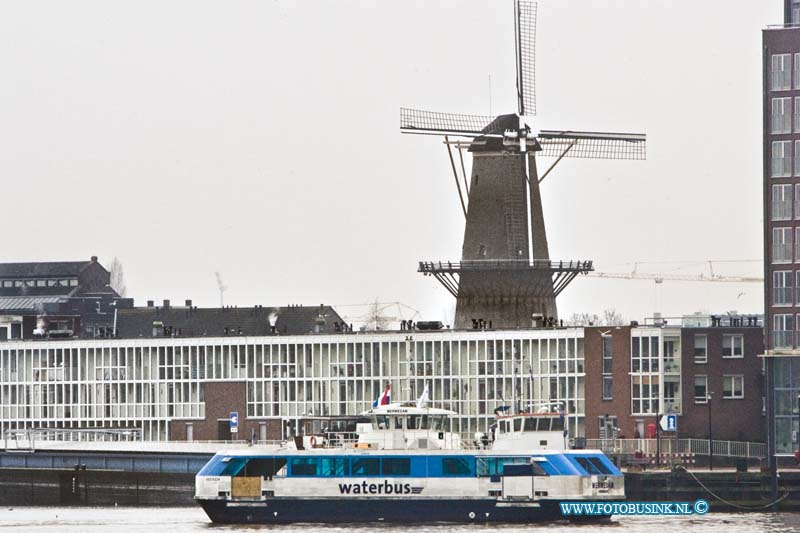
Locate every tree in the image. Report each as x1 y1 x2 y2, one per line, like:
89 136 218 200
565 312 600 326
601 308 625 326
109 257 127 297
564 309 625 327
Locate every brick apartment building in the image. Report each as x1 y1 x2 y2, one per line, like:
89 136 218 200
584 315 764 443
763 0 800 458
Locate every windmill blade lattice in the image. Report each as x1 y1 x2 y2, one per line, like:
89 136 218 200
515 0 537 117
400 108 502 136
537 130 646 160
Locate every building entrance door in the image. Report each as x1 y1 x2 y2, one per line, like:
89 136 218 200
217 419 232 441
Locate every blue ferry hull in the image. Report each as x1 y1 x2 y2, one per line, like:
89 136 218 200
198 498 610 524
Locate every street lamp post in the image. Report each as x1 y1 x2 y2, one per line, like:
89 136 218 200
796 394 800 462
707 391 713 471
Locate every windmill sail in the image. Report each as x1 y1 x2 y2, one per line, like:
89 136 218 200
515 0 537 117
537 130 646 160
400 108 501 137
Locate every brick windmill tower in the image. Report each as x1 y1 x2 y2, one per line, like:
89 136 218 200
403 0 646 329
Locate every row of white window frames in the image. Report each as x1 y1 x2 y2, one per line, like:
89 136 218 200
772 314 800 348
770 52 800 92
771 226 800 263
770 140 800 177
770 97 800 135
693 375 745 402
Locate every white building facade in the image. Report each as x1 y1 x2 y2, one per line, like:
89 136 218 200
0 328 586 442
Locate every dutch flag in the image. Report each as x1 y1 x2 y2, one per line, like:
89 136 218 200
373 383 391 407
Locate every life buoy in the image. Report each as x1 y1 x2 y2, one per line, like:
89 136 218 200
310 435 318 448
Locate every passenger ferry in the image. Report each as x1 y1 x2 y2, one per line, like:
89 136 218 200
195 403 624 524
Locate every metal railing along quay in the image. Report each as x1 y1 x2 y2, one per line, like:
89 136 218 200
584 438 767 459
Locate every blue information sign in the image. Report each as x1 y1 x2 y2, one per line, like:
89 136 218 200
230 411 239 434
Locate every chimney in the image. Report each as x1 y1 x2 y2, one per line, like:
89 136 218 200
185 299 192 308
163 299 170 309
147 300 154 308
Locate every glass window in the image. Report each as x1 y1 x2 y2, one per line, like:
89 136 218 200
773 227 793 263
722 375 744 399
796 271 800 305
773 97 792 133
476 456 532 477
575 456 614 475
774 184 793 220
602 376 613 400
722 335 744 358
351 458 380 476
290 458 318 476
381 458 410 476
523 418 538 431
773 141 792 177
774 271 793 306
795 96 800 130
319 457 349 477
774 314 794 349
773 53 791 90
694 335 707 363
602 335 613 401
694 375 708 403
442 457 473 476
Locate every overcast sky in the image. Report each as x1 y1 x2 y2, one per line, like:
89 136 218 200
0 0 780 326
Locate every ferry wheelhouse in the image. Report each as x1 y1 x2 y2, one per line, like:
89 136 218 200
195 404 624 524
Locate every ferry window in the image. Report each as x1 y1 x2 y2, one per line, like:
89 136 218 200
587 457 613 475
351 458 380 476
550 417 564 432
407 415 431 430
382 458 410 476
319 457 349 477
375 415 390 430
198 456 248 477
244 458 287 478
442 457 473 476
513 418 522 432
291 458 318 476
523 418 537 431
477 457 529 477
575 457 613 475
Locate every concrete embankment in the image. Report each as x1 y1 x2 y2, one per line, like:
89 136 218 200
624 469 800 512
0 468 195 506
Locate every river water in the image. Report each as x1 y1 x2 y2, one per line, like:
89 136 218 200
0 507 798 532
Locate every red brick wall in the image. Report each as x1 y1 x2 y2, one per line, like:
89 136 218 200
168 381 282 441
584 326 634 438
679 328 765 442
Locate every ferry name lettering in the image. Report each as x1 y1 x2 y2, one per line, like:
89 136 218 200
337 480 415 495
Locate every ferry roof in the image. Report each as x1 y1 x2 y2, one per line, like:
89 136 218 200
361 403 457 417
212 448 607 458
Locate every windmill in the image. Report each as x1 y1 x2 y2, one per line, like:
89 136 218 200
404 0 646 329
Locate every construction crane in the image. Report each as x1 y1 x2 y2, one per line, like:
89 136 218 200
589 272 763 283
588 261 763 284
334 300 422 331
214 272 228 307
